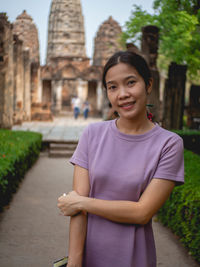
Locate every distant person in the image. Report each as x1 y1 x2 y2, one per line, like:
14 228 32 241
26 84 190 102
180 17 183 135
72 96 81 119
58 51 184 267
82 100 90 119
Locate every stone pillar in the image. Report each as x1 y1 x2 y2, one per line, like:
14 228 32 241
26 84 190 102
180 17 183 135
31 62 40 103
51 80 63 114
147 70 160 122
23 49 31 120
88 81 98 115
141 26 160 122
162 62 187 129
187 85 200 129
77 79 88 102
13 34 24 124
37 68 42 103
0 13 14 129
97 81 103 111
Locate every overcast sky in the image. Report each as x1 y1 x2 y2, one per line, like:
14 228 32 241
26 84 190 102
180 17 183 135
1 0 154 65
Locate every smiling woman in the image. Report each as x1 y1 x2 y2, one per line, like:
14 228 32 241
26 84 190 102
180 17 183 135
103 51 153 134
57 51 184 267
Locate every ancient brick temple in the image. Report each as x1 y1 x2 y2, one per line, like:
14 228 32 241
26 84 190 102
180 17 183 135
42 0 123 115
0 0 123 127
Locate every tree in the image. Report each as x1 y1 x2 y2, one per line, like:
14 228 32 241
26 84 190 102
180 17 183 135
122 0 200 81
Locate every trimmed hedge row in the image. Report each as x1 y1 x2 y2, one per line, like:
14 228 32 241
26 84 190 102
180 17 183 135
0 129 42 210
173 130 200 155
157 149 200 263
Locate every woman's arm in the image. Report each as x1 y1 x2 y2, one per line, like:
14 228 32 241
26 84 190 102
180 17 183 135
59 178 175 225
58 165 90 267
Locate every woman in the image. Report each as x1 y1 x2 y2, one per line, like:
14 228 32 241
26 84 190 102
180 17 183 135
58 51 184 267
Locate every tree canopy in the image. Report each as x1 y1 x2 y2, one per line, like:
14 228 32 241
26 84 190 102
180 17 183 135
122 0 200 81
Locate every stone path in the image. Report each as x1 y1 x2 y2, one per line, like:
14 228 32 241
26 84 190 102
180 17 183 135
0 116 198 266
12 116 102 141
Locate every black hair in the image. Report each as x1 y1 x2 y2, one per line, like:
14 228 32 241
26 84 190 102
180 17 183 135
102 51 152 89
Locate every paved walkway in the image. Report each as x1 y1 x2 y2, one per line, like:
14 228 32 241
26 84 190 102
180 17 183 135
12 116 102 141
0 117 198 266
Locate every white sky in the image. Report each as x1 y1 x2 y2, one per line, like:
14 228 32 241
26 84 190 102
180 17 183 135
1 0 154 65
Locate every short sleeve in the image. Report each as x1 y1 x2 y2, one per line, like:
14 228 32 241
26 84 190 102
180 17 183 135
69 126 89 169
153 135 184 185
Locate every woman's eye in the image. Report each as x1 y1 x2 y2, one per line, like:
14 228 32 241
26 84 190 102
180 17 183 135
128 80 135 86
108 85 117 91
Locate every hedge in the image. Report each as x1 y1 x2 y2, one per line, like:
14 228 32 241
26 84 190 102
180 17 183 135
0 129 42 211
157 149 200 263
173 129 200 155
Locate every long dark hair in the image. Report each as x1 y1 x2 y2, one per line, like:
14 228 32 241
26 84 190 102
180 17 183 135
102 51 152 89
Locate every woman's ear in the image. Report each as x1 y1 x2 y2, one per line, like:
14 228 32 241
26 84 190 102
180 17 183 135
147 78 153 95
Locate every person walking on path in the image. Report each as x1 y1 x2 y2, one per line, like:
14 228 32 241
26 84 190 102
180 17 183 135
82 100 90 119
58 51 184 267
71 96 81 119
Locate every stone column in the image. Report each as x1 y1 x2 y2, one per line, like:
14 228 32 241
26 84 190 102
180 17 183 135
23 48 31 120
97 81 103 111
0 13 14 129
37 67 42 103
141 26 160 122
13 34 24 124
51 80 63 114
31 62 40 103
187 85 200 129
147 70 160 121
77 79 88 102
162 62 187 129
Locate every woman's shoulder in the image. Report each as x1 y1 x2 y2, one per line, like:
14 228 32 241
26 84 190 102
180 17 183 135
156 124 183 144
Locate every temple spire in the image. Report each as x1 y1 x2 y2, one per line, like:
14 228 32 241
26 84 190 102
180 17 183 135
46 0 87 64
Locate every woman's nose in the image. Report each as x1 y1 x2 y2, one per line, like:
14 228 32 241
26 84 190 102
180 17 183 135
118 86 130 99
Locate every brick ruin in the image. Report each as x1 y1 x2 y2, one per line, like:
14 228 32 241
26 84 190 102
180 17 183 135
0 10 45 128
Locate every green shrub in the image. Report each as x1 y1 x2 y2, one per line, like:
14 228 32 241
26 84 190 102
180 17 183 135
0 129 42 210
158 149 200 263
172 130 200 155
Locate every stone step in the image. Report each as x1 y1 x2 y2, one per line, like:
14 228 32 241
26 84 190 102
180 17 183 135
49 143 77 151
48 149 74 158
46 140 78 158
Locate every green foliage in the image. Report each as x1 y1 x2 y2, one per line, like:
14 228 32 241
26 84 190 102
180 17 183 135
121 5 158 45
122 0 200 80
158 150 200 263
0 129 42 210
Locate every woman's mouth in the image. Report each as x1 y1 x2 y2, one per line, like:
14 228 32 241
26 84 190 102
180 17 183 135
119 101 136 110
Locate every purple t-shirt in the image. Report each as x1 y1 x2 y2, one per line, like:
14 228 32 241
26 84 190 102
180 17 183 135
70 119 184 267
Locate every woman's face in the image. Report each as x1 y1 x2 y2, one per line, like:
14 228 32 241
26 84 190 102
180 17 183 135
105 63 152 121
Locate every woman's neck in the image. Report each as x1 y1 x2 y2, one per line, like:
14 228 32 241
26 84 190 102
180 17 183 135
116 116 154 135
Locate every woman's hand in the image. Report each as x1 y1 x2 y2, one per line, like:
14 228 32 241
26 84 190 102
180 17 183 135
57 190 85 216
